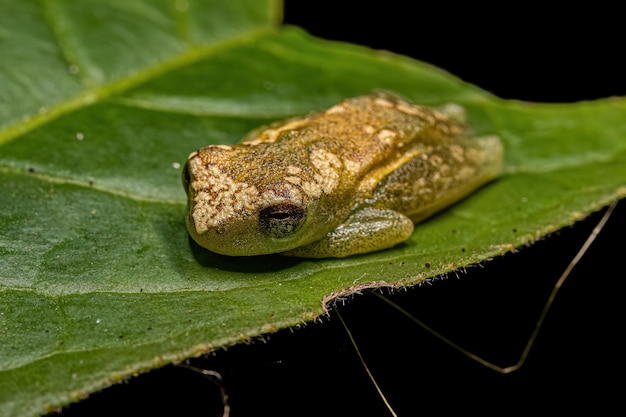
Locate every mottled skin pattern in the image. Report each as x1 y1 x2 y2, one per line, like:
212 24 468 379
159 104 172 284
183 92 503 258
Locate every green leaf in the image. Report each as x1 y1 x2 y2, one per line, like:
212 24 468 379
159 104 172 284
1 1 625 416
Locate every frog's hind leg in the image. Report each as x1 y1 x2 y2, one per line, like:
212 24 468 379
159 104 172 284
282 208 414 258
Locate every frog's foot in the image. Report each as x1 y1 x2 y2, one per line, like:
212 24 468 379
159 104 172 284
282 208 414 258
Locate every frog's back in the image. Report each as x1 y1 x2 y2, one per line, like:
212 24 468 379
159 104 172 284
242 92 503 223
240 92 484 183
372 132 502 222
346 94 503 222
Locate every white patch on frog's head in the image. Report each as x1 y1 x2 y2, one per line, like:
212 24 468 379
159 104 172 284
376 129 397 144
284 176 302 185
306 147 342 197
373 97 394 108
396 102 426 117
343 158 361 175
286 165 302 175
448 144 466 163
325 103 346 114
188 158 260 233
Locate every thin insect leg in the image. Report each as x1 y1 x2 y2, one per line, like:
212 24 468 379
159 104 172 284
176 363 230 417
505 200 618 373
336 308 398 417
372 200 618 374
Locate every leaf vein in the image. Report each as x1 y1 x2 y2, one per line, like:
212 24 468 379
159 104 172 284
0 26 278 146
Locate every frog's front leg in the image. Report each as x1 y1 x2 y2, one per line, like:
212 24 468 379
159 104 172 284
282 208 414 258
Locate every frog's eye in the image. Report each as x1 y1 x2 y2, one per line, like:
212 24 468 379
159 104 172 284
182 161 191 195
259 202 306 238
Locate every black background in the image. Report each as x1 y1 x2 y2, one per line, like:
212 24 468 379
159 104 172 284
283 1 626 102
54 2 625 416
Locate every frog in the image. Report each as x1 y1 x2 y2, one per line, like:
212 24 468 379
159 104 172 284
183 92 503 258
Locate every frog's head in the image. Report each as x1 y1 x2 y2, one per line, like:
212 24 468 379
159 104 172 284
183 146 331 256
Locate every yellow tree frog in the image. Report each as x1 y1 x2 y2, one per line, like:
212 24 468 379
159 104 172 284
183 92 503 258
